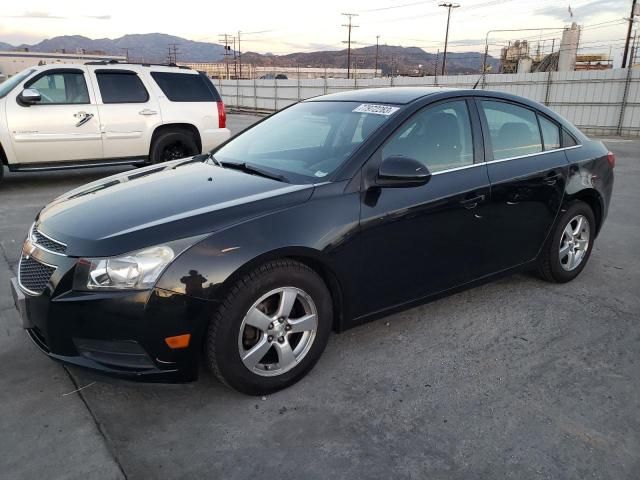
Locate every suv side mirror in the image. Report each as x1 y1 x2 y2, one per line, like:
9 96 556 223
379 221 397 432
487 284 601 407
377 155 431 188
18 88 41 106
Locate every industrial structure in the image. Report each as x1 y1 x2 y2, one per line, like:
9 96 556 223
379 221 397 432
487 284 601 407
499 23 613 73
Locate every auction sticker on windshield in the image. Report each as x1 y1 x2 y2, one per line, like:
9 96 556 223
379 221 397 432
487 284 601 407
352 104 400 116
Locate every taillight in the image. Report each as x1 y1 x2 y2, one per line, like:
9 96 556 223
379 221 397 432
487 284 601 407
217 101 226 129
607 151 615 168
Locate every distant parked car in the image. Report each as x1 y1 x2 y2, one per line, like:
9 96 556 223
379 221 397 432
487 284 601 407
259 73 288 80
11 87 614 395
0 62 230 183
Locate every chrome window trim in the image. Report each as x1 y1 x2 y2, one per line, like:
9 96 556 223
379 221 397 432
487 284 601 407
17 256 57 297
30 223 68 256
430 144 583 176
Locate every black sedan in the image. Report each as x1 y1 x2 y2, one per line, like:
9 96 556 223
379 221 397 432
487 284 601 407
10 88 614 394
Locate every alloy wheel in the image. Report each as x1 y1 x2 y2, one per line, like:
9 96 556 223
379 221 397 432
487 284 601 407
237 287 318 377
559 214 590 271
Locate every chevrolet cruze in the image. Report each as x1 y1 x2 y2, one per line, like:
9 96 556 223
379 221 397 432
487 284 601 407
10 88 614 395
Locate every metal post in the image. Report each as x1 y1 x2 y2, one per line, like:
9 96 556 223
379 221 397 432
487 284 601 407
617 52 634 135
297 65 301 100
274 79 278 111
544 70 553 106
236 75 240 109
253 77 257 110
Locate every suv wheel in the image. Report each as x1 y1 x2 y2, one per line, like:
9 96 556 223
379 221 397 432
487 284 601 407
537 201 596 283
206 259 333 395
150 130 198 164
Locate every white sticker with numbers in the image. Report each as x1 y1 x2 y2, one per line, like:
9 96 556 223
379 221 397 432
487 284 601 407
352 104 400 116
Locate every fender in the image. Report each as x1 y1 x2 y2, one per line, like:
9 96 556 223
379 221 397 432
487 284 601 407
155 181 363 325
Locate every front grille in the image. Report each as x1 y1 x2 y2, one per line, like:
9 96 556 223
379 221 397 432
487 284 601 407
31 226 67 254
19 256 56 295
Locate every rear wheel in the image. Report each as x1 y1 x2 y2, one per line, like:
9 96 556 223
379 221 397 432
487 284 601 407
206 259 333 395
149 130 199 164
537 201 596 283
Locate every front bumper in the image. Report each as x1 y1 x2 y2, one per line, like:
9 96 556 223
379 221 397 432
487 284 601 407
11 265 215 382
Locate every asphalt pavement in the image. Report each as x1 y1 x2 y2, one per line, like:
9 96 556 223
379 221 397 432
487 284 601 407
1 115 638 479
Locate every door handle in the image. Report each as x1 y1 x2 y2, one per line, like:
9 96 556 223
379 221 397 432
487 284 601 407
544 172 561 185
460 194 485 210
74 112 94 127
139 109 158 116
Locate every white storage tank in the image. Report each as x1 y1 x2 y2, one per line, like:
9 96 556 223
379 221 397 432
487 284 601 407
558 22 581 71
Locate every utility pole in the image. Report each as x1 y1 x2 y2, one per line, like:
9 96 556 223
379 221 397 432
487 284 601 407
622 0 638 68
238 31 242 79
342 13 359 79
439 2 460 75
232 36 237 79
219 34 232 79
375 35 380 78
120 47 130 62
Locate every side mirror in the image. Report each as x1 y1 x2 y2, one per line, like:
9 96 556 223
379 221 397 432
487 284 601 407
18 88 41 106
377 155 431 188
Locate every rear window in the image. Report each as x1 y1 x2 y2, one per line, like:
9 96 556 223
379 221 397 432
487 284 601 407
150 72 220 102
95 71 149 103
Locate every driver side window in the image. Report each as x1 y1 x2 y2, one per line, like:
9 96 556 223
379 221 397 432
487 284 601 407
26 71 90 105
382 100 474 173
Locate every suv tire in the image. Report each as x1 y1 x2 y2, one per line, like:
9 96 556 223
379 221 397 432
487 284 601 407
206 259 333 395
150 130 199 164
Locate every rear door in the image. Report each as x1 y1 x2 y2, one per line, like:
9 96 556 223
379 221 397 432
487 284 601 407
6 67 102 164
477 98 568 270
89 68 161 159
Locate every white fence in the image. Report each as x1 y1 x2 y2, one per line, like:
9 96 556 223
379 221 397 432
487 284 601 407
216 69 640 137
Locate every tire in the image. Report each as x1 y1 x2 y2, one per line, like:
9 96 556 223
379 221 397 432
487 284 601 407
0 164 4 184
206 259 333 395
537 200 596 283
149 130 199 164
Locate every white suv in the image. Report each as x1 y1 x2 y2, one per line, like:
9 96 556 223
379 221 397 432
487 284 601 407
0 62 230 182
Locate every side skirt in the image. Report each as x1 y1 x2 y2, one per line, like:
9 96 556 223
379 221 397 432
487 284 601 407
8 156 147 172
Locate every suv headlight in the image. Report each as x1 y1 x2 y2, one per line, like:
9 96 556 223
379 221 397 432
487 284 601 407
73 236 205 291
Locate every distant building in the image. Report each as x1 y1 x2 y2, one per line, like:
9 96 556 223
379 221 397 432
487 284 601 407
179 62 380 80
0 50 126 77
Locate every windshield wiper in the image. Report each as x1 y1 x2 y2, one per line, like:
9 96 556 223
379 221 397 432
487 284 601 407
174 152 222 168
218 161 288 182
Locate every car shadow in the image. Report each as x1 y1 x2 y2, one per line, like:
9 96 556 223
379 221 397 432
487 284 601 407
1 166 134 193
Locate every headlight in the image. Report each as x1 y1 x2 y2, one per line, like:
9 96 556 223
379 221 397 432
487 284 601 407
72 235 208 292
74 245 175 291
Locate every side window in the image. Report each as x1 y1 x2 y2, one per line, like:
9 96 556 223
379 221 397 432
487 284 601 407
480 100 542 160
562 129 578 147
26 71 89 104
382 100 474 173
95 71 149 103
538 115 560 150
150 72 219 102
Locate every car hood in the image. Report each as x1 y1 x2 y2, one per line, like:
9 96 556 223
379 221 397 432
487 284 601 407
36 159 315 257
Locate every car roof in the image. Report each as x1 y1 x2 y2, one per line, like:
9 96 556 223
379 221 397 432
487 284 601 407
29 63 197 74
306 87 457 105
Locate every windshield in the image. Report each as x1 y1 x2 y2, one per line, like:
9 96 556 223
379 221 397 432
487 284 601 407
0 69 35 99
214 101 400 182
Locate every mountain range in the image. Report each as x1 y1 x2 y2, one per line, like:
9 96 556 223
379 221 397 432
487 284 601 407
1 33 499 75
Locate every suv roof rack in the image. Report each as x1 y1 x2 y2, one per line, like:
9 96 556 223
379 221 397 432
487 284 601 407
84 60 191 69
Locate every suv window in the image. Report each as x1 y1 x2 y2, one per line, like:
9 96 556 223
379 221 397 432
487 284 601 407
26 71 89 104
382 100 474 173
150 72 220 102
538 115 560 150
480 100 542 160
95 71 149 103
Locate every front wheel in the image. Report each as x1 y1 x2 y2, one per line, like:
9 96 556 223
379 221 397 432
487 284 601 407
537 201 596 283
206 260 333 395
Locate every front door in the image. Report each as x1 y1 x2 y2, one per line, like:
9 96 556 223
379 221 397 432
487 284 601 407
355 99 492 317
6 68 102 164
476 98 569 270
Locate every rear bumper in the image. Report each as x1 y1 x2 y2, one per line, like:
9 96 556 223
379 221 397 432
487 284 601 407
12 274 216 383
201 128 231 152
